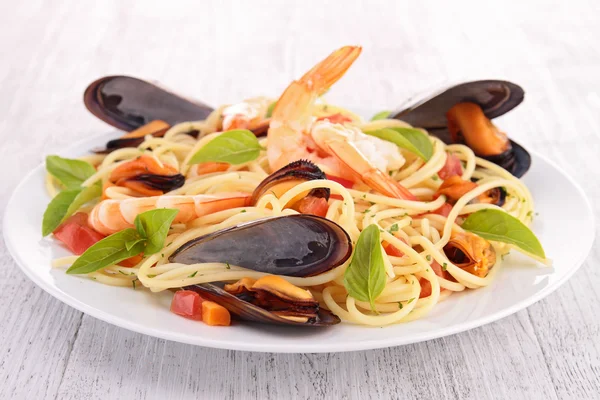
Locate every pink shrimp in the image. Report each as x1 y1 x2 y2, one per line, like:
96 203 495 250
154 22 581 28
88 193 250 235
267 46 416 200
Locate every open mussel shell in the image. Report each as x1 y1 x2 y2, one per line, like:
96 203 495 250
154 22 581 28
84 76 214 131
390 80 530 178
169 215 352 277
185 283 341 326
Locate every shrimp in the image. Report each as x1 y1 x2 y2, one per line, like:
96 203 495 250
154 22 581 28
267 46 416 200
222 96 272 131
88 193 250 235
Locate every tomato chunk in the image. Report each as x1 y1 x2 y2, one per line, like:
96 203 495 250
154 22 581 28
171 290 204 321
326 174 354 189
438 153 463 180
419 261 451 298
296 197 329 217
53 213 105 255
432 202 453 217
316 113 353 124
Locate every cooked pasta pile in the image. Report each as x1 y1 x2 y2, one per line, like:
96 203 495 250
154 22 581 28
48 101 547 327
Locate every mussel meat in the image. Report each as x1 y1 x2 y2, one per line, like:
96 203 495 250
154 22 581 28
390 80 531 177
436 176 506 207
185 279 340 326
443 231 496 277
249 160 330 214
170 215 352 277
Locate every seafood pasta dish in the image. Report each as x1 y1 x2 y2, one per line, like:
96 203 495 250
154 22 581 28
42 46 548 328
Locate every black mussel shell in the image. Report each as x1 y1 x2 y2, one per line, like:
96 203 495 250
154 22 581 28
390 80 524 128
169 215 352 277
249 160 330 205
84 76 214 131
128 173 185 193
389 80 531 178
185 283 341 326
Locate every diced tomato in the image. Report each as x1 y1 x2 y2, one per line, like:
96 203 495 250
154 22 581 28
326 174 354 189
171 290 205 321
419 261 451 298
383 241 404 257
316 113 353 124
118 254 144 268
53 213 105 255
431 202 453 217
296 197 329 217
438 153 463 180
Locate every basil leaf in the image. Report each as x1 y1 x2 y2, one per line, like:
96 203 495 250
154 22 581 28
365 127 433 161
343 224 386 311
125 238 146 252
46 155 97 188
134 208 179 255
265 101 276 118
370 110 391 121
42 183 101 236
67 229 145 275
188 130 262 165
462 209 546 258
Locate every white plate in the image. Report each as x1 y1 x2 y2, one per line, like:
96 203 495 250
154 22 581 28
4 131 595 353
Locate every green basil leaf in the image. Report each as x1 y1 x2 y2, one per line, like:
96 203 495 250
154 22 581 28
67 229 145 275
41 183 101 236
462 209 546 258
365 127 433 161
133 208 179 255
188 130 262 165
125 238 146 252
265 101 276 118
343 224 386 311
370 110 391 121
46 155 97 188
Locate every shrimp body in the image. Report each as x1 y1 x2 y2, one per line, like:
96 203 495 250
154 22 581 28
88 193 250 235
222 96 272 131
267 46 416 200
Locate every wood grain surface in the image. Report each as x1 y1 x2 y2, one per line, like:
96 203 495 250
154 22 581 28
1 1 599 399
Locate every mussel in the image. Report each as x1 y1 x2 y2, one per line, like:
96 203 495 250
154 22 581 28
390 80 531 177
170 214 352 277
84 76 214 131
443 231 496 278
436 176 506 207
109 154 185 195
185 277 340 326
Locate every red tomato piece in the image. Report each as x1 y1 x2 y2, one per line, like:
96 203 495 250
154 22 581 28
118 254 144 268
53 213 105 255
383 241 404 257
316 113 353 124
326 174 354 189
296 197 329 217
419 261 451 298
432 202 453 217
438 154 463 180
170 290 204 321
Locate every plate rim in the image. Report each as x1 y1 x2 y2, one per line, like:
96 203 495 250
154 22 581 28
3 132 596 353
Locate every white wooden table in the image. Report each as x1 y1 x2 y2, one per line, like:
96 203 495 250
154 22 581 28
1 1 599 398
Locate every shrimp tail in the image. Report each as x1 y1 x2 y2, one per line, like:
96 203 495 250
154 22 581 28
299 46 362 95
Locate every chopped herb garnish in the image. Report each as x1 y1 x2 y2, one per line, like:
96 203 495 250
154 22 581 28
389 223 399 233
363 208 371 214
388 170 395 176
240 209 247 213
406 297 415 304
270 190 279 199
226 263 231 269
369 201 376 206
426 255 432 261
398 302 404 310
118 270 128 275
442 263 448 271
362 194 367 199
132 279 138 290
147 274 156 278
161 253 164 258
188 271 198 278
431 174 439 181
